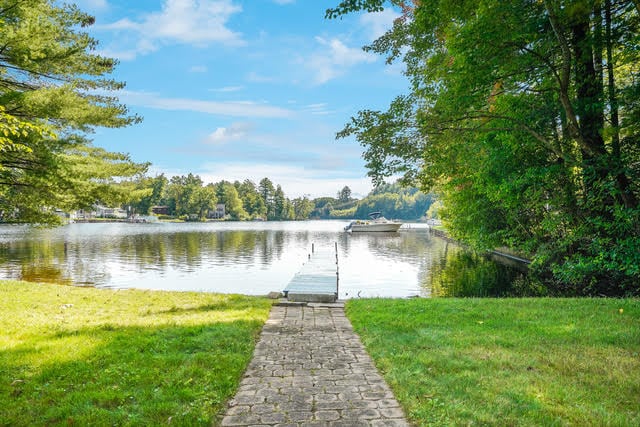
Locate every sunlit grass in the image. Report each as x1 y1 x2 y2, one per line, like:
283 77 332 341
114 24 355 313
346 298 640 426
0 280 273 426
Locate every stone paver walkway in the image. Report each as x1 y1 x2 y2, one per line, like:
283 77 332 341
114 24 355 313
220 302 410 427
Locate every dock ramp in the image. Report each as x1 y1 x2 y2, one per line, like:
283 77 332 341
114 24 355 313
283 243 338 303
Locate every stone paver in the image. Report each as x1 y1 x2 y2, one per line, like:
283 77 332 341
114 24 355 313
220 302 410 427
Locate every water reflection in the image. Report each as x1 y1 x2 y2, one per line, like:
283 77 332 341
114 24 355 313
427 242 537 297
0 222 531 298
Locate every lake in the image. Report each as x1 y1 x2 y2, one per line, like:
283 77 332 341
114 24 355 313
0 221 529 298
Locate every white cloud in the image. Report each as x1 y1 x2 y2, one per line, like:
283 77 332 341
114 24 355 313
75 0 109 13
246 72 275 83
307 37 377 84
303 103 333 116
119 90 294 118
210 86 244 92
99 0 245 60
206 122 253 144
360 9 400 41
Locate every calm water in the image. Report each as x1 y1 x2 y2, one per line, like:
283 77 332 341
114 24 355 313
0 221 529 298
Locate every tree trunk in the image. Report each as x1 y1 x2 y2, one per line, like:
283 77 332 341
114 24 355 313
571 9 609 209
605 0 638 208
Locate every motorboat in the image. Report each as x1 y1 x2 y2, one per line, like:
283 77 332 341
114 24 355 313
344 212 403 232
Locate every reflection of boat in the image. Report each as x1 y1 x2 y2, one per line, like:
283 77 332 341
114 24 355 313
344 212 403 232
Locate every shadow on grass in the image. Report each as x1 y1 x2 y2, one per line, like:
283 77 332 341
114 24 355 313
150 296 269 316
1 319 264 426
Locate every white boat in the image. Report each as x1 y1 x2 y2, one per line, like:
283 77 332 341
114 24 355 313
344 212 403 232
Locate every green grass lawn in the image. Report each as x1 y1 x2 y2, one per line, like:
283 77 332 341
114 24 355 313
346 298 640 426
0 280 273 426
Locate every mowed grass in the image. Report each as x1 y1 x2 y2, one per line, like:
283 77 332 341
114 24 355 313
346 298 640 426
0 280 273 426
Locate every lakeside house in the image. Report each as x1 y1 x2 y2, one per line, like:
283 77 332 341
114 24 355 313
151 204 227 219
61 203 228 221
69 205 128 221
208 204 226 219
151 205 169 215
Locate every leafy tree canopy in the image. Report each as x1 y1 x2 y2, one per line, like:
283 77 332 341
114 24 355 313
0 0 145 224
328 0 640 295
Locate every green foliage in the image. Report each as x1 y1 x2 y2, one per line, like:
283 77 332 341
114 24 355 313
328 206 357 218
125 175 167 215
258 177 275 219
0 106 53 153
164 174 205 218
331 0 640 295
292 196 314 220
311 181 434 220
337 185 352 202
325 0 385 19
273 185 286 220
0 0 144 224
354 182 434 220
237 179 267 219
217 182 246 220
142 175 306 222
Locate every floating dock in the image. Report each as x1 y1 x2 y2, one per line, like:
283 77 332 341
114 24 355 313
283 243 339 303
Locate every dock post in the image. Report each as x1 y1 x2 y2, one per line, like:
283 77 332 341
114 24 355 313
335 241 339 300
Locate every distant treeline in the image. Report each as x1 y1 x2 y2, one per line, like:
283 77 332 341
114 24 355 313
121 175 433 221
312 182 435 220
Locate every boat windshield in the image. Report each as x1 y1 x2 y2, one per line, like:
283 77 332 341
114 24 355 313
368 212 383 220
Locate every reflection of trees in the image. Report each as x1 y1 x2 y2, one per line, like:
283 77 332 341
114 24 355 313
0 224 536 294
339 230 535 298
427 245 533 297
341 230 440 271
0 239 72 284
0 226 300 286
340 230 437 261
92 230 287 271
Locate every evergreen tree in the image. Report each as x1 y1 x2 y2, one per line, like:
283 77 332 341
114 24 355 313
259 177 276 219
0 0 145 224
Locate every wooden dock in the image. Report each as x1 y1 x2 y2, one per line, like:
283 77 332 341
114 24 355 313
283 243 339 303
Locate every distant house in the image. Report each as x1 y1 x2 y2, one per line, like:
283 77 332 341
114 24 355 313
72 209 96 220
53 209 69 221
208 204 226 219
96 205 128 219
151 205 170 215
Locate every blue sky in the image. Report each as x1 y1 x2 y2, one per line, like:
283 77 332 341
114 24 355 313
75 0 407 198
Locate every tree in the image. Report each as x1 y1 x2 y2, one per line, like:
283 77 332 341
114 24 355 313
237 179 267 219
164 174 203 217
218 182 247 220
328 0 640 295
189 185 217 220
273 185 286 220
0 0 143 224
119 174 166 216
338 186 352 203
292 196 314 220
258 177 275 219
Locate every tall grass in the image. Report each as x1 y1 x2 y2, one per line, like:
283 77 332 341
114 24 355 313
346 298 640 426
0 280 272 426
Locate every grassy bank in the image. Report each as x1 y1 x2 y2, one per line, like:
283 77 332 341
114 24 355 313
346 298 640 426
0 281 272 426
